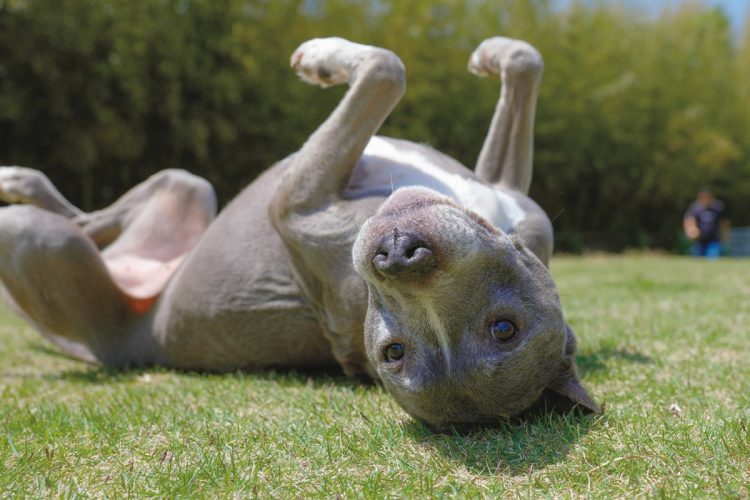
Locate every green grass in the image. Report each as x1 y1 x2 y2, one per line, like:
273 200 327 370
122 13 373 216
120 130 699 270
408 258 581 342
1 255 748 497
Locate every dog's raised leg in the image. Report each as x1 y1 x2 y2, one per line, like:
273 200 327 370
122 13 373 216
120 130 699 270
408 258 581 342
0 167 216 250
78 169 216 254
0 166 83 218
0 169 216 364
274 38 406 214
0 205 158 365
270 38 406 376
468 37 543 194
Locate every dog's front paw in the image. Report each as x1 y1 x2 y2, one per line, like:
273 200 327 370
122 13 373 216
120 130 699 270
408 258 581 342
290 37 373 88
468 37 543 79
0 166 43 204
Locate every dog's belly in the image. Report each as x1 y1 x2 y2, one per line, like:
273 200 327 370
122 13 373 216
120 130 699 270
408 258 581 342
152 163 336 371
346 136 526 233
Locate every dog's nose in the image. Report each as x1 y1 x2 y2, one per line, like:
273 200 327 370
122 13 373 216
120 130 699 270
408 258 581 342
373 231 436 279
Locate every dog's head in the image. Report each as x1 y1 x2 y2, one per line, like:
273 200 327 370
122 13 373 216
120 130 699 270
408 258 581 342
352 187 599 429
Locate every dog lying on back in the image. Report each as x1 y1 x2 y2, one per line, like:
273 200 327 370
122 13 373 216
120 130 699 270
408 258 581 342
0 36 598 429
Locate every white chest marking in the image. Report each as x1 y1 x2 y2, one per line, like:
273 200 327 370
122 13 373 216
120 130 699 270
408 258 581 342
356 137 526 232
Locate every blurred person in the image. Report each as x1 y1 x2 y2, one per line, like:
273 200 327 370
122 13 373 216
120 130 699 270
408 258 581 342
683 188 728 259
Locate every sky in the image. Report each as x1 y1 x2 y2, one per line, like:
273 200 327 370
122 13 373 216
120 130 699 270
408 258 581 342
634 0 747 22
555 0 748 34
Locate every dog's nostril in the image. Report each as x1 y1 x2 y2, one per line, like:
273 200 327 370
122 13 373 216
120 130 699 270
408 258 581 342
373 232 436 279
405 245 431 263
404 245 419 259
373 251 388 268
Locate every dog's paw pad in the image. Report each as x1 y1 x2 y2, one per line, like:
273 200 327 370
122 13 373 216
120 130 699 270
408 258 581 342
467 42 496 77
468 37 542 78
0 166 47 204
0 167 27 202
290 37 371 88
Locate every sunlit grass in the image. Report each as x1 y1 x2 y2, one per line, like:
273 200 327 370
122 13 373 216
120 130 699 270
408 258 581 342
1 255 748 496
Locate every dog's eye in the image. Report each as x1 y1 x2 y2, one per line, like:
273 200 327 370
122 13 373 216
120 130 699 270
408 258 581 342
385 343 405 361
489 320 517 341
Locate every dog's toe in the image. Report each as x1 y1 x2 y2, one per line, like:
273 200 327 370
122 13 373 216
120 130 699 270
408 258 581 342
290 37 372 88
468 37 543 79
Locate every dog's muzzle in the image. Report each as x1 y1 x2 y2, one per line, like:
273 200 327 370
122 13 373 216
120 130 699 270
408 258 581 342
373 229 436 280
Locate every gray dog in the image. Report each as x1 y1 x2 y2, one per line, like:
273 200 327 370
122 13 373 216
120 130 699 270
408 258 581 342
0 36 598 428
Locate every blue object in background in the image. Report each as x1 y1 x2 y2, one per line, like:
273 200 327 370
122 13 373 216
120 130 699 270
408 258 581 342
692 241 722 259
726 227 750 257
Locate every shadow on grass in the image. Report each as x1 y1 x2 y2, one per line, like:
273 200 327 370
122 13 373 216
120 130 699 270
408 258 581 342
0 362 157 384
403 412 600 476
0 365 357 389
10 345 359 388
399 343 649 475
18 339 607 477
576 346 653 374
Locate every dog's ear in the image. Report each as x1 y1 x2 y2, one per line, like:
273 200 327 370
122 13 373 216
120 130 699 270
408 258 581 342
545 324 601 415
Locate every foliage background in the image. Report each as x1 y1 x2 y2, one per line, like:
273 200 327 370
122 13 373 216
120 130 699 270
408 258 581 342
0 0 748 251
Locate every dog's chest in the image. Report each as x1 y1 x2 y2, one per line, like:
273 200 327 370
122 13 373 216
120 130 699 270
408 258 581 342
346 137 526 232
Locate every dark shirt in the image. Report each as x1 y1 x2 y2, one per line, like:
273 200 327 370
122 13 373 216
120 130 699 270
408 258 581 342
685 200 725 243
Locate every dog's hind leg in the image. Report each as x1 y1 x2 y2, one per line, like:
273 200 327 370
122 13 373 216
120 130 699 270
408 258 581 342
0 205 159 366
0 170 215 365
0 167 216 251
0 166 83 218
469 37 543 195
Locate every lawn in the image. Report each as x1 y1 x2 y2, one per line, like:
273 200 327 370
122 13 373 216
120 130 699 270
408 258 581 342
1 255 748 497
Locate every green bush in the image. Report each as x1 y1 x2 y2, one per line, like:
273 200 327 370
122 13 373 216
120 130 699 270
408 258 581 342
1 0 748 251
